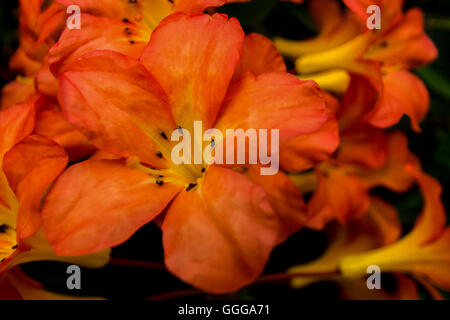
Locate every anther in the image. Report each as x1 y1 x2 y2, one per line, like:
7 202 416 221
0 224 8 233
156 151 163 158
160 130 168 140
186 183 197 191
129 40 135 44
124 27 132 35
122 18 130 23
379 41 388 48
156 180 164 186
201 167 205 173
11 244 18 250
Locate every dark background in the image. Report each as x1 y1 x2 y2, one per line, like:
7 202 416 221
0 0 449 299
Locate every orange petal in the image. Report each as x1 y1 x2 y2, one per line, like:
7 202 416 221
355 131 419 192
307 168 370 230
42 159 182 255
365 8 438 68
34 100 97 162
338 74 379 130
215 73 327 145
369 70 429 132
280 94 339 172
48 14 147 75
3 135 68 241
337 126 388 169
245 166 307 241
36 58 58 98
0 101 35 234
59 50 175 168
1 78 35 110
233 33 286 80
162 166 283 293
140 13 244 130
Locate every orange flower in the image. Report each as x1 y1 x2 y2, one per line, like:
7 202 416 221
49 0 244 75
274 0 437 132
287 197 420 299
40 13 337 293
0 101 109 290
340 166 450 293
289 77 419 229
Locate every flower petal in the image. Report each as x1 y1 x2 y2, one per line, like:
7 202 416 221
369 70 429 132
233 33 286 80
215 72 327 145
49 14 147 75
58 50 175 168
162 166 283 293
3 135 68 241
140 13 244 130
42 159 182 255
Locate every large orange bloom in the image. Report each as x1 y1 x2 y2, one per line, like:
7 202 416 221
41 12 337 293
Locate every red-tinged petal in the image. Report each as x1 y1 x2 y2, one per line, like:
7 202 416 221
233 33 286 80
0 102 36 161
42 159 182 256
244 166 307 241
280 93 339 172
307 169 370 230
1 79 35 110
365 9 438 68
48 14 147 75
215 72 328 145
0 101 35 229
405 167 446 245
355 131 419 192
369 70 429 132
34 102 97 162
337 126 388 169
8 48 41 77
141 13 244 130
59 50 175 167
28 2 65 60
162 166 283 293
3 135 68 241
36 58 58 98
338 74 379 130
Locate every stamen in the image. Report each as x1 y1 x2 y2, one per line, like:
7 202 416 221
124 27 132 35
186 183 197 192
160 130 168 140
201 167 206 173
122 18 130 23
0 224 8 233
156 151 163 158
11 244 18 250
156 180 164 186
